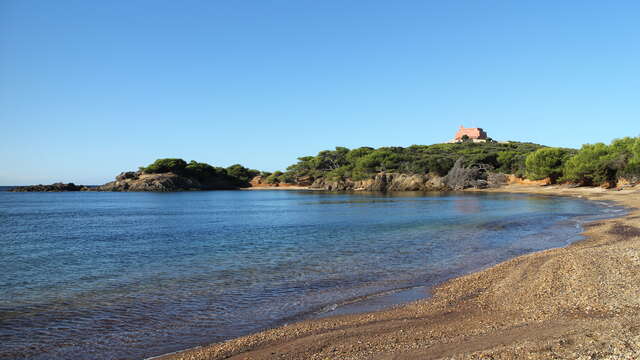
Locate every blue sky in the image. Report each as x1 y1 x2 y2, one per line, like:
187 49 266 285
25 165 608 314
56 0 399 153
1 1 639 185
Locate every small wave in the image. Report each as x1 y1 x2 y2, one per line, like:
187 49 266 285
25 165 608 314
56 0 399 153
320 304 338 313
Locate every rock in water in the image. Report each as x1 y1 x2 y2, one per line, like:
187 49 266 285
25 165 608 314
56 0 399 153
9 183 88 192
97 173 196 192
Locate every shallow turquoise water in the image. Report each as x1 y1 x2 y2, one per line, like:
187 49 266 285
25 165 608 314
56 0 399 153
0 190 623 359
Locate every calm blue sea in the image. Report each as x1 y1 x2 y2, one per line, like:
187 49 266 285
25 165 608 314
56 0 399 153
0 189 623 359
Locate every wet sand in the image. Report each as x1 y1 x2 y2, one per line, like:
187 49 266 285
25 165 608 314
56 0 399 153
159 184 640 359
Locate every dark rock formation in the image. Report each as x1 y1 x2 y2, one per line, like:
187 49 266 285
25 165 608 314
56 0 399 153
295 176 314 187
309 173 448 192
487 173 510 187
11 163 508 193
95 172 237 192
306 161 507 192
9 183 89 192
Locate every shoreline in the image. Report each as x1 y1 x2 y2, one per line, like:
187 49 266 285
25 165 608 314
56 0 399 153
241 185 313 190
157 184 640 359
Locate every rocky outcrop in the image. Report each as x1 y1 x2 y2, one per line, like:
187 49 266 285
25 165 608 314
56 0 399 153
9 171 509 193
9 173 237 192
9 183 89 192
616 177 640 190
249 175 267 187
307 169 510 192
487 173 510 187
96 172 236 192
309 173 448 192
506 174 551 186
295 176 314 187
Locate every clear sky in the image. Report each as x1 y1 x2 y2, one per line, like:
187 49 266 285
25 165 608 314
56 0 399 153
1 1 639 185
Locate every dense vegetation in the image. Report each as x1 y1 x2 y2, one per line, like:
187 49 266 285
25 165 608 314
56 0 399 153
561 137 640 185
278 141 546 184
276 136 640 187
140 158 259 187
138 136 640 189
524 147 576 182
521 137 640 186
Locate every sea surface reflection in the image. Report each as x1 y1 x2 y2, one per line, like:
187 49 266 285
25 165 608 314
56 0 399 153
0 190 624 359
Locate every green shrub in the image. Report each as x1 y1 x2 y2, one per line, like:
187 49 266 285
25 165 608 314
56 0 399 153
266 171 283 184
624 139 640 182
563 143 616 185
226 164 260 186
524 148 574 182
608 137 640 182
139 158 258 188
184 161 227 182
141 158 188 174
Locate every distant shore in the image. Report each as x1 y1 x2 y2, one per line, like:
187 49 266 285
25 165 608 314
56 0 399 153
241 185 312 190
157 184 640 359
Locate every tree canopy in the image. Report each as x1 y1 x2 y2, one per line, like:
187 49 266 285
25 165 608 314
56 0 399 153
563 137 640 185
524 147 575 182
282 141 546 183
140 158 259 188
138 136 640 190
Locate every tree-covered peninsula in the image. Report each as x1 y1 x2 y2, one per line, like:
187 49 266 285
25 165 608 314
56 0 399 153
261 136 639 191
93 159 261 191
10 136 640 192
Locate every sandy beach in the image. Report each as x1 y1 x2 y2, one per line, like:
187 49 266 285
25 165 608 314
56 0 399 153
159 184 640 360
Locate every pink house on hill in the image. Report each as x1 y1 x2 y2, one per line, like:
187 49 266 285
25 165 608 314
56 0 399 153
452 126 488 143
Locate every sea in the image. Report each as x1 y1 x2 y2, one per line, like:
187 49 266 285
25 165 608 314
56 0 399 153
0 187 625 359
